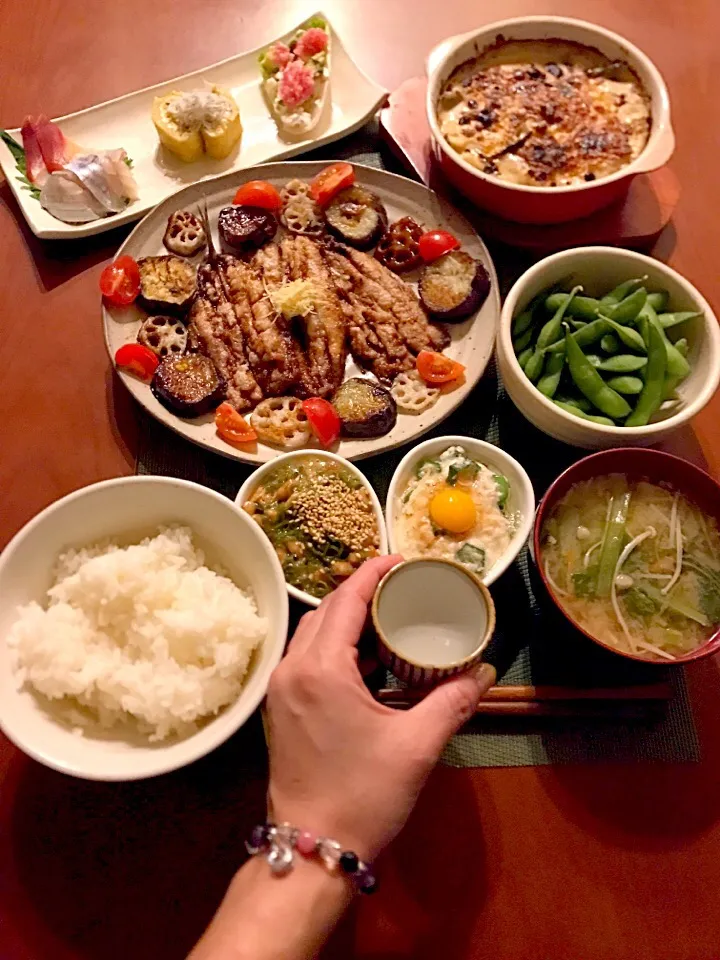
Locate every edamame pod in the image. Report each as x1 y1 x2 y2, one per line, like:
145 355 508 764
639 303 690 379
512 287 555 338
625 319 667 427
604 287 648 325
658 310 702 330
569 319 587 330
674 337 688 357
606 375 644 395
545 292 601 321
600 334 620 354
537 350 565 398
545 317 609 354
536 285 583 350
523 286 581 382
662 375 682 401
513 325 534 353
554 400 615 426
517 346 534 370
598 278 646 311
602 316 647 353
555 395 593 413
565 329 631 419
596 354 648 373
523 349 545 382
646 290 669 312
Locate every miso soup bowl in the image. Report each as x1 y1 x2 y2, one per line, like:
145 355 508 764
426 16 675 223
372 558 496 686
534 448 720 664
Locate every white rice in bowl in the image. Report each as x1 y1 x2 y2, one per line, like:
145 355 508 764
6 525 267 741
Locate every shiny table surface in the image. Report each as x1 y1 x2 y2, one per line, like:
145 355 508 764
2 2 720 958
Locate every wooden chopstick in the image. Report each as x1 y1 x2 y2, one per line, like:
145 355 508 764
374 682 673 718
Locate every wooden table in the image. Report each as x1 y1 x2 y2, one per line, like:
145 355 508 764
2 2 719 958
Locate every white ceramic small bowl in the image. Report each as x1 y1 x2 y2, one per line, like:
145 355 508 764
236 450 388 607
497 246 720 449
372 558 495 686
386 435 535 585
0 476 289 781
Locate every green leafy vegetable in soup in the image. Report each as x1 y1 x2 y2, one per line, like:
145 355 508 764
242 457 379 599
541 474 720 661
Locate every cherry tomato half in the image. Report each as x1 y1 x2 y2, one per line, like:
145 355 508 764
302 398 341 446
232 180 282 211
114 343 159 381
309 162 355 206
100 255 141 306
215 402 258 445
418 229 460 263
416 350 465 385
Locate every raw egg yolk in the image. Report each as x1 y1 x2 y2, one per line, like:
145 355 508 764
429 487 476 534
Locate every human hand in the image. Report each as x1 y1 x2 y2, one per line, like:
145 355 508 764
266 555 496 861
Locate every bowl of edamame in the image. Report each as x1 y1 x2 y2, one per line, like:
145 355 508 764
497 246 720 449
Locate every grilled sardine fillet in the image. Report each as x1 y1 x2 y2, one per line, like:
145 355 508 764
219 253 298 397
188 261 262 411
281 236 347 398
325 245 449 381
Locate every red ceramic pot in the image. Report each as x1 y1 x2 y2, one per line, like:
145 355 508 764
534 449 720 665
426 17 675 225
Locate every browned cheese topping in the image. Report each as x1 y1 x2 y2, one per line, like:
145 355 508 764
437 39 651 187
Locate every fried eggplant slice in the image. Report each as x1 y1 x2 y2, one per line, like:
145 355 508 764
138 255 196 315
324 185 387 249
332 377 397 437
419 251 491 320
151 354 225 417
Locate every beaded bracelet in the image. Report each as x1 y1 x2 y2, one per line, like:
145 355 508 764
246 822 377 894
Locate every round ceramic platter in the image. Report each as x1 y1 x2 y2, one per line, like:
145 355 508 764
103 160 500 464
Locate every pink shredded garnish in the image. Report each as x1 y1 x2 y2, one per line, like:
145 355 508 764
278 59 315 109
294 27 328 60
267 42 292 69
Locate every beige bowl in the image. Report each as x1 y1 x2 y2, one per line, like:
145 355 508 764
372 558 495 686
497 246 720 448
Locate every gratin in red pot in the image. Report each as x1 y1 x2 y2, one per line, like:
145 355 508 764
533 449 720 665
426 16 675 224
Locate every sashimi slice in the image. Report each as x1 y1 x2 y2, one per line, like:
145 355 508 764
35 115 67 172
102 149 139 202
39 170 108 223
65 154 127 213
20 117 48 185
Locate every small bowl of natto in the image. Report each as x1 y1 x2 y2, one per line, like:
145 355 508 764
237 451 387 607
372 558 496 685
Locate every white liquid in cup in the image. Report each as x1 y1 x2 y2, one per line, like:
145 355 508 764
377 560 490 667
389 623 480 666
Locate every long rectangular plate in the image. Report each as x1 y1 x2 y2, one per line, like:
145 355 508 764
0 11 387 240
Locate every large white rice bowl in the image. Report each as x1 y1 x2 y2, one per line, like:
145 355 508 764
0 477 288 780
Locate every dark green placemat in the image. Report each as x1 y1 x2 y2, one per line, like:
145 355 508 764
135 123 700 767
